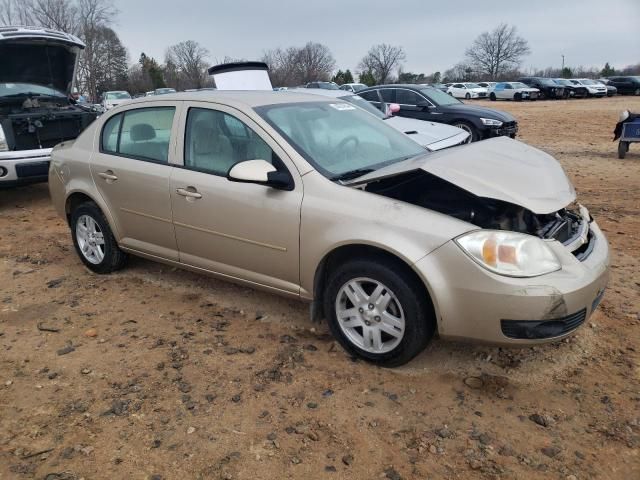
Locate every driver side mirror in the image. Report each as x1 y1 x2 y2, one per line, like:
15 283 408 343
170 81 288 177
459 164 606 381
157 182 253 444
416 100 432 110
227 159 292 190
387 103 400 115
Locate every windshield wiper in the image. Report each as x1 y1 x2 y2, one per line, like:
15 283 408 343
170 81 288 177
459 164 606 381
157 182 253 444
331 168 376 182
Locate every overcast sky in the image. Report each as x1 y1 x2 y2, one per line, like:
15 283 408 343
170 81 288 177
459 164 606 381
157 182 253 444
114 0 640 74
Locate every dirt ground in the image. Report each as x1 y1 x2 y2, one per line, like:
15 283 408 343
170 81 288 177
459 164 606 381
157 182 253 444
1 96 639 480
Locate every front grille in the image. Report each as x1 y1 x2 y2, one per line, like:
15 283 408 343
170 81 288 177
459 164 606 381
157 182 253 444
501 309 587 339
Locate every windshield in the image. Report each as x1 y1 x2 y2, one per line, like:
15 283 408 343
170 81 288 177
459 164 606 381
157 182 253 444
464 83 482 88
0 82 66 98
419 87 461 106
105 91 131 100
256 101 425 179
554 79 570 86
155 88 176 94
538 78 557 86
339 94 385 119
350 84 367 92
511 82 529 89
579 79 597 85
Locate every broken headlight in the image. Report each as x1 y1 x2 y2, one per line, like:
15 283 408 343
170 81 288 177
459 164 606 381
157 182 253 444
0 124 8 152
455 231 561 277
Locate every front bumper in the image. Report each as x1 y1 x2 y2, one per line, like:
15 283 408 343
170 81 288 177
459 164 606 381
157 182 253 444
485 122 518 139
414 221 609 345
0 148 52 187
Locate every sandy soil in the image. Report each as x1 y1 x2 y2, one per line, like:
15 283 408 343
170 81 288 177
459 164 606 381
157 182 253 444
1 96 639 480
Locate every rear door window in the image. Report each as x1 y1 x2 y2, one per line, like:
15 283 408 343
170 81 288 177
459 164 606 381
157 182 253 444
101 114 122 153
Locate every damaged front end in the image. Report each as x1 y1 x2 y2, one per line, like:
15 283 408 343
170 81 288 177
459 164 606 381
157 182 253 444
0 26 96 185
0 96 96 151
364 169 596 262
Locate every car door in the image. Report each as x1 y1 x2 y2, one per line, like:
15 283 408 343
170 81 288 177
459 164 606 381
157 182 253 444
395 88 430 120
90 102 180 260
502 83 514 99
359 89 383 112
169 102 303 295
451 84 465 98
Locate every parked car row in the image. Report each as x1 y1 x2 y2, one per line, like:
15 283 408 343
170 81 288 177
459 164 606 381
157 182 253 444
436 76 639 101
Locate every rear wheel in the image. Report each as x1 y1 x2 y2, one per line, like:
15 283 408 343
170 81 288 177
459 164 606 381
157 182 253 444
514 92 522 102
618 141 628 159
323 258 435 367
489 92 496 101
635 88 640 96
70 202 127 274
452 120 479 142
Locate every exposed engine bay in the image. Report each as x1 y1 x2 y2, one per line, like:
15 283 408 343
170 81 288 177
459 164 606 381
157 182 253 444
0 96 95 150
364 170 590 250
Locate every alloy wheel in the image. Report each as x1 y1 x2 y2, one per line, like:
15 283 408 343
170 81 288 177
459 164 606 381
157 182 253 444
335 277 405 354
75 214 105 265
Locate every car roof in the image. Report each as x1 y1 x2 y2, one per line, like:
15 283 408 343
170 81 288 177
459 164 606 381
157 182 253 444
289 88 349 98
121 90 342 109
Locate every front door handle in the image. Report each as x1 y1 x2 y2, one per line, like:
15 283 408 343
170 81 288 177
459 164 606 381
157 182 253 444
176 187 202 199
98 170 118 182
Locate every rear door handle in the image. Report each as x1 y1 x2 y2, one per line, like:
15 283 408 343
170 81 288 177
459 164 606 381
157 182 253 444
176 187 202 199
98 170 118 182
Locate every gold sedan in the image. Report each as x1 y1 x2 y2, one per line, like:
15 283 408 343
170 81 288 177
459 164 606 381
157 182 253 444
49 91 609 366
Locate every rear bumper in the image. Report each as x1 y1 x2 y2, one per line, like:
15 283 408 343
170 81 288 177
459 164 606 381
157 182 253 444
0 148 52 187
414 221 610 345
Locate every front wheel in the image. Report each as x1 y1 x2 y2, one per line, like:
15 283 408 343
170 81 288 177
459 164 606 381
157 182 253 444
70 202 127 274
514 92 522 102
452 121 479 142
635 88 640 96
323 259 435 367
465 93 471 100
489 92 497 101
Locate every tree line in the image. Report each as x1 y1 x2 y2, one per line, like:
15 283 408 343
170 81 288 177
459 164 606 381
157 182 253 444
1 3 637 100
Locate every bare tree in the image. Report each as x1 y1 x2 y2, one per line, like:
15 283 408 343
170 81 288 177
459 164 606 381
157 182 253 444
465 23 531 80
165 40 210 89
295 42 335 84
28 0 79 34
0 0 34 25
358 44 406 84
76 0 118 100
262 43 335 87
262 46 301 86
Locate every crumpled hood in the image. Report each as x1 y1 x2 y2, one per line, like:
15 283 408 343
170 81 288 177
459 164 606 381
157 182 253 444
385 115 468 146
0 29 85 95
347 136 576 214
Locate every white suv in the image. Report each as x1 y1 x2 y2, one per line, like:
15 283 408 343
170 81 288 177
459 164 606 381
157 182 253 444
0 26 96 187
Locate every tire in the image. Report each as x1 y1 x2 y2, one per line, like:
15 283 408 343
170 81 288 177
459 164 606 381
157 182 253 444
465 93 471 100
514 92 522 102
618 142 628 159
539 90 546 100
323 258 435 367
489 92 496 101
635 88 640 96
452 120 479 142
70 202 127 274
